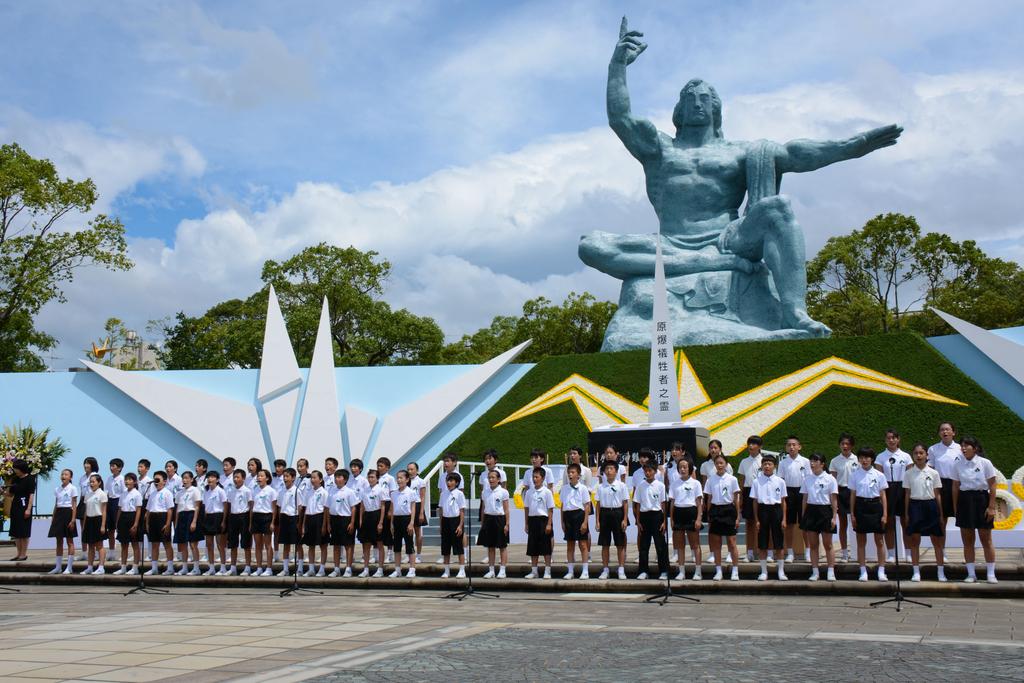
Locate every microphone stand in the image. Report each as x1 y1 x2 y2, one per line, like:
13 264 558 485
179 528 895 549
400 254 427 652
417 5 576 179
646 499 698 605
281 506 322 597
445 465 497 601
871 457 930 612
126 514 168 596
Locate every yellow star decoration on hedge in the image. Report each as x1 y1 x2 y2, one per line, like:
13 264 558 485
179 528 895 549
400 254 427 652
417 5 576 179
495 352 966 455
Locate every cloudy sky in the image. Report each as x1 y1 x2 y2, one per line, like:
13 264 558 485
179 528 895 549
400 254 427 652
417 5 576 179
2 0 1022 368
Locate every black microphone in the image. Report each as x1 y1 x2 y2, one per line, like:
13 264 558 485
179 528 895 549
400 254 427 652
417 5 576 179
889 457 896 464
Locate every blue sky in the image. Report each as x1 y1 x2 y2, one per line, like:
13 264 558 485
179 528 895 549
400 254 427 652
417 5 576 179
2 0 1022 368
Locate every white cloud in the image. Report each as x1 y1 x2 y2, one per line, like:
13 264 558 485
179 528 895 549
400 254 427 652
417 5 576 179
32 66 1024 368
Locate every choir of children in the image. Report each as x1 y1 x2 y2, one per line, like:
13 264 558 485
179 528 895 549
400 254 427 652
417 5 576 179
45 423 997 583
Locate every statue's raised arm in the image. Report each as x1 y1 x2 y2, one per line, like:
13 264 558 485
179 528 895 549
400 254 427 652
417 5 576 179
775 124 903 174
607 17 659 162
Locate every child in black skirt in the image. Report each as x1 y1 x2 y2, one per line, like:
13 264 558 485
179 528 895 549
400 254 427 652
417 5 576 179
201 471 228 575
114 473 143 575
667 459 703 581
328 469 359 577
523 467 555 579
251 469 278 577
849 447 889 582
275 468 300 576
952 436 998 584
904 443 946 582
81 474 108 575
300 470 328 576
357 468 386 578
388 470 419 578
174 471 203 575
799 453 838 581
145 471 175 576
479 468 510 578
439 472 467 578
48 468 78 575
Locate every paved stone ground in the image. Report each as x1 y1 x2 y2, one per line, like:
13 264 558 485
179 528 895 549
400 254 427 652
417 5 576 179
2 587 1023 681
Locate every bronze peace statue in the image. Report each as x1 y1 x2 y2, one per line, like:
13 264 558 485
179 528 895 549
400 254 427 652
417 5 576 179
580 17 902 350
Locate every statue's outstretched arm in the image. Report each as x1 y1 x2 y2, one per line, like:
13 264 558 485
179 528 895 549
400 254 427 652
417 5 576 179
776 124 903 173
607 17 659 162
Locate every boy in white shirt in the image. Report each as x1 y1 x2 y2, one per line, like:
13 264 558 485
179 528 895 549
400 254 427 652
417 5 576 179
328 469 359 577
275 468 301 576
778 436 810 562
200 471 228 575
633 461 669 580
595 461 629 580
357 468 386 578
850 447 889 582
518 449 555 491
105 458 126 552
736 436 764 562
407 462 428 563
879 429 913 562
750 455 788 581
927 421 961 525
388 470 419 578
828 433 859 562
225 469 254 576
523 467 555 579
439 473 467 578
560 463 592 580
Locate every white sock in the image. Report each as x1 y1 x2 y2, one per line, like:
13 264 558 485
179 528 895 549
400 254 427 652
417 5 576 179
778 558 785 572
937 565 946 580
567 562 574 572
151 560 158 572
297 559 304 571
283 558 290 571
66 555 73 568
54 556 61 570
912 564 919 572
966 562 976 577
987 562 996 575
759 559 767 573
488 565 494 572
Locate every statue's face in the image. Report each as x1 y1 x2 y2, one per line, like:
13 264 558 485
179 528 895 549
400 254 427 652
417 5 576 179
676 83 713 127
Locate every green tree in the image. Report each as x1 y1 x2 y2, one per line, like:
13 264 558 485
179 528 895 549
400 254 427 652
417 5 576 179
157 243 444 369
441 292 617 364
0 143 132 371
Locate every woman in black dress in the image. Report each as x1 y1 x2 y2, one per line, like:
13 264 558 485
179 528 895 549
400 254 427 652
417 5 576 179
6 459 36 561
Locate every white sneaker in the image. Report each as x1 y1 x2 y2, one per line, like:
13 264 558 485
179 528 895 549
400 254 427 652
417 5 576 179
175 568 187 576
372 568 384 578
241 567 252 576
543 567 551 580
388 569 401 578
580 567 589 579
343 567 353 578
406 568 416 578
745 550 755 562
675 570 686 581
804 550 811 562
483 569 495 579
658 572 668 581
563 570 574 580
62 566 74 575
964 575 977 583
162 568 174 576
416 554 422 563
497 567 507 579
987 574 998 584
358 568 369 578
304 567 315 577
808 569 819 581
636 572 648 580
756 572 767 581
858 569 869 582
441 568 451 578
886 552 895 563
617 567 627 580
386 551 394 563
48 566 61 575
730 567 740 581
713 568 723 581
598 568 610 580
436 556 444 564
693 568 702 580
328 568 341 577
911 572 921 582
767 550 774 561
456 567 466 579
190 568 202 576
785 551 794 563
826 568 836 582
725 552 733 563
777 570 788 581
228 566 237 576
525 569 538 579
671 551 678 563
95 566 105 575
315 567 326 577
112 567 125 575
126 567 138 575
877 568 888 582
83 567 94 575
840 549 849 562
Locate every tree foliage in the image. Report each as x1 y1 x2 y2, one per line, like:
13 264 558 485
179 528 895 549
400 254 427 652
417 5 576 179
808 212 1024 337
0 143 132 371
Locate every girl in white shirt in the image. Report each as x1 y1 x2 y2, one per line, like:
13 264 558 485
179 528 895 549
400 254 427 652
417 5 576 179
301 471 328 577
407 462 428 563
251 469 278 577
668 459 703 581
78 457 99 552
479 468 511 578
828 433 858 562
328 470 359 577
245 457 261 493
173 471 203 575
704 454 741 582
799 453 838 581
113 473 143 575
201 471 228 575
81 474 108 575
904 443 946 582
274 468 300 577
48 469 78 575
849 447 889 582
952 436 998 583
145 471 175 576
357 468 386 578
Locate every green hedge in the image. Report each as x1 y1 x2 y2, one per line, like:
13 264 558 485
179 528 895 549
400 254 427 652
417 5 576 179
443 332 1024 474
